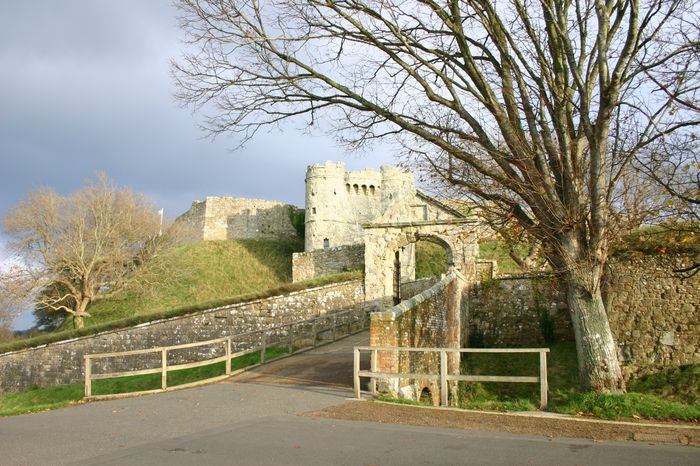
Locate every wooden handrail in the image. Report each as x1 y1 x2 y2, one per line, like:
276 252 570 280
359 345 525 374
84 307 370 400
353 346 549 409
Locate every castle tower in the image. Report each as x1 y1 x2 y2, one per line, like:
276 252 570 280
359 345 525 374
304 161 385 251
304 161 348 251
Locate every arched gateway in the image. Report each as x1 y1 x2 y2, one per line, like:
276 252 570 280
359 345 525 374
363 218 480 306
362 218 481 403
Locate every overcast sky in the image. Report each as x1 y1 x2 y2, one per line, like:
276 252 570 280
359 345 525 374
0 0 396 329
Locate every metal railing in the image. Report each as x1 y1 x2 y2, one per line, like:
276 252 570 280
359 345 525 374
84 307 369 400
353 346 550 408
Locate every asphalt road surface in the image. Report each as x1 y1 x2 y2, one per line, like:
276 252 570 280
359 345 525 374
0 333 697 465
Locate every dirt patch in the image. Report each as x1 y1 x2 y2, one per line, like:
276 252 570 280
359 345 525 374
304 401 700 447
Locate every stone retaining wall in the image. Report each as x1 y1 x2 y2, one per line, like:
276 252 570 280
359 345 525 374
467 254 700 380
0 280 365 394
292 244 364 282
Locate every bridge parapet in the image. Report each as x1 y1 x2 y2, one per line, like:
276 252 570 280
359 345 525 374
369 269 464 403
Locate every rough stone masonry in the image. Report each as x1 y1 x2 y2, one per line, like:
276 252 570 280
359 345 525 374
0 280 366 394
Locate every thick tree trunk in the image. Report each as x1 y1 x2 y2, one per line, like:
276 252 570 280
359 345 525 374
567 274 626 393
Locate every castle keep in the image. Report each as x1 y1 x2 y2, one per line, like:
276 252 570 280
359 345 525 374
294 161 467 282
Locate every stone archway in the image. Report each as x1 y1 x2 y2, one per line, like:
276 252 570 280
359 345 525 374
363 219 480 401
363 219 479 306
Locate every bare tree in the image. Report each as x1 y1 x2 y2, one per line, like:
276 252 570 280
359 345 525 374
173 0 699 392
2 175 162 329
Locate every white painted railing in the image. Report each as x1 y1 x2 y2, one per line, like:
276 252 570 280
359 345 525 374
353 346 550 409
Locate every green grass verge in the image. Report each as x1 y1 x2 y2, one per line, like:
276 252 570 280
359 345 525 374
0 269 361 355
457 346 699 421
377 343 698 422
554 392 700 422
0 346 289 417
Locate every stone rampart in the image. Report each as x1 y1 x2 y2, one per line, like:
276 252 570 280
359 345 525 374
467 254 699 380
177 197 300 241
291 244 365 282
0 280 365 394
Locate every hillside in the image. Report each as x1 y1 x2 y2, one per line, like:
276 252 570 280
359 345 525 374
64 239 305 329
414 239 525 278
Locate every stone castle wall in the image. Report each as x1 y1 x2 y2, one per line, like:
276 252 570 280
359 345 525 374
467 254 700 380
177 197 300 241
292 244 365 282
0 280 365 394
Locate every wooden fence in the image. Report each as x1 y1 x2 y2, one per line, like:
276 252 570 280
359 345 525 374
84 308 369 400
353 346 550 409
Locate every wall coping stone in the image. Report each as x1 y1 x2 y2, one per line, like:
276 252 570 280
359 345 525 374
373 270 461 321
362 218 476 229
0 279 364 357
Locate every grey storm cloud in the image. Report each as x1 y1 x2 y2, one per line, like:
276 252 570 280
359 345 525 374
0 0 396 223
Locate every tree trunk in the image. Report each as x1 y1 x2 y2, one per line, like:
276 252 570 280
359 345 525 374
72 299 90 330
567 274 626 393
73 315 84 329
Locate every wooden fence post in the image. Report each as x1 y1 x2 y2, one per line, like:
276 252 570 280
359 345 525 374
288 323 294 355
331 314 337 341
260 332 267 364
539 350 548 409
161 349 167 390
440 350 448 407
84 356 92 398
353 347 361 399
370 349 377 394
312 320 318 347
225 338 231 375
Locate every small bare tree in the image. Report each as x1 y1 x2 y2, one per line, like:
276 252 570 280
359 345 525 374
2 175 162 329
173 0 699 392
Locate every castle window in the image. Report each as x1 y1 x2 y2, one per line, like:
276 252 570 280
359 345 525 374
312 207 317 214
346 183 351 193
311 190 315 196
369 185 375 195
323 238 330 249
353 184 359 194
362 185 367 195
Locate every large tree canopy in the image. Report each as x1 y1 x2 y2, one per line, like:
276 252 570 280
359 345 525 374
173 0 699 392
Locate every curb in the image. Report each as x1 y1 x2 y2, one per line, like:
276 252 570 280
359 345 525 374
344 399 699 446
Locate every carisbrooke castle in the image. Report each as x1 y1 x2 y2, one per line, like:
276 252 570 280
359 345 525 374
177 161 467 282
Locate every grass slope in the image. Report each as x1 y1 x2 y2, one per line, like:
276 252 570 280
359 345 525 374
77 239 305 328
414 239 529 278
0 239 362 354
415 241 449 278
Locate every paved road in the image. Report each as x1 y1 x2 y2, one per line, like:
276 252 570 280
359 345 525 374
0 333 697 465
